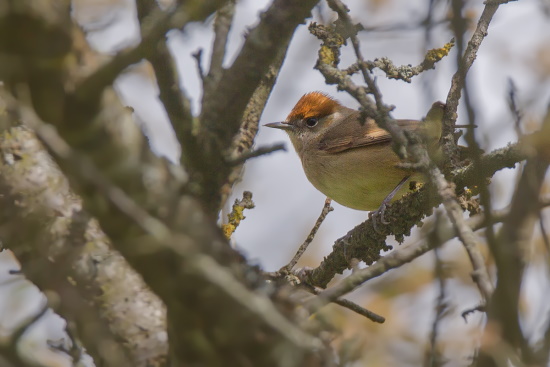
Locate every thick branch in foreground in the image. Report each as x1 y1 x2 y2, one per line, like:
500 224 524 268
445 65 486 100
1 0 328 359
0 127 166 366
3 90 326 366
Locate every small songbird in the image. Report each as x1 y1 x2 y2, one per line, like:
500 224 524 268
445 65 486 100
265 92 445 213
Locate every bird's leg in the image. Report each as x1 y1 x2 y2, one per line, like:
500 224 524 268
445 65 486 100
370 175 411 232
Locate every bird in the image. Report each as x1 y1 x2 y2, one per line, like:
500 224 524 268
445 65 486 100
265 92 444 218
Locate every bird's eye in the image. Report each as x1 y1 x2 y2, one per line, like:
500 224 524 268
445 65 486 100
305 117 318 128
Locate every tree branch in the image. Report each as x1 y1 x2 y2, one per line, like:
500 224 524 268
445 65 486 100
3 90 325 364
303 196 548 312
303 141 526 289
479 106 550 366
0 126 166 366
135 0 199 169
198 0 319 213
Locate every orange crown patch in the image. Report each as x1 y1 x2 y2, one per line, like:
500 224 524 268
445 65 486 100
286 92 342 121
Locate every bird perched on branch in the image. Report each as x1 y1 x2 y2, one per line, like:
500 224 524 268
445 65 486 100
266 92 445 221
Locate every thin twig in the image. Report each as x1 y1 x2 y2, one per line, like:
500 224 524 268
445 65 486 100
226 143 286 166
311 284 386 323
207 0 236 87
444 0 507 133
427 218 447 367
282 198 334 273
192 49 206 81
75 5 187 102
507 78 523 138
428 165 494 301
331 297 385 323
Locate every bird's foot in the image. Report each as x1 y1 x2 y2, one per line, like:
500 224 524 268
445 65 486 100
369 201 389 234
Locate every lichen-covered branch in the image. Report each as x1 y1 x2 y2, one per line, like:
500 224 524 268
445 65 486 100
304 142 526 288
347 40 454 83
222 191 255 239
304 195 542 311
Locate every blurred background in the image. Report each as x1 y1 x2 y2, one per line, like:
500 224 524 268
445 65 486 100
2 0 550 365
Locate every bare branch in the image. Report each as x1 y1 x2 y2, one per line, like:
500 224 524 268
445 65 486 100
331 297 385 323
206 1 236 88
226 143 286 166
135 0 200 168
443 0 509 133
282 198 334 273
428 164 494 301
76 1 226 103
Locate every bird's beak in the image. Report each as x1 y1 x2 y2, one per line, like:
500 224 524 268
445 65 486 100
264 121 294 131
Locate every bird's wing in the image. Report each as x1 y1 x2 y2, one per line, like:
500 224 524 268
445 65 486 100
318 117 419 154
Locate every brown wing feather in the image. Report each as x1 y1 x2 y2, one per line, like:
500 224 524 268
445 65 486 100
318 113 420 154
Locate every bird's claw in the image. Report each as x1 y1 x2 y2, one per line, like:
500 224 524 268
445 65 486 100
369 202 389 234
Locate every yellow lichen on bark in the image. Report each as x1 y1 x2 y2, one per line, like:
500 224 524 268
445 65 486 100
222 191 255 239
426 40 455 62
